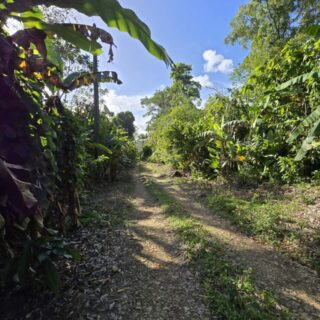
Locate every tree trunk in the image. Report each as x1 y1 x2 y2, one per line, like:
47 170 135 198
93 54 100 157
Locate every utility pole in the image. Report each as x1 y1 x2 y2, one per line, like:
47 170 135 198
93 54 100 149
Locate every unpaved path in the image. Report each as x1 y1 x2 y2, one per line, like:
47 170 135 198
121 172 211 319
0 172 210 320
142 163 320 319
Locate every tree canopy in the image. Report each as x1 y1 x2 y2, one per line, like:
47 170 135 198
141 62 200 125
113 111 136 139
226 0 320 74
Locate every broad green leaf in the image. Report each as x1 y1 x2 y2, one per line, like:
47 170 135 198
88 142 113 155
11 0 173 66
308 119 320 137
61 70 122 91
294 119 320 161
276 70 320 91
45 38 64 72
295 138 316 161
305 25 320 38
288 107 320 143
21 18 103 55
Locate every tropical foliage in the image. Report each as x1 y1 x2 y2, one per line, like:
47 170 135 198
1 0 320 304
0 0 171 291
144 5 320 184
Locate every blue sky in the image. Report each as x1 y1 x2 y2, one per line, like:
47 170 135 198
97 0 247 93
92 1 248 132
8 1 249 132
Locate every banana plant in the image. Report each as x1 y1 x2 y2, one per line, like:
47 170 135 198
2 0 173 94
8 27 122 91
276 69 320 161
275 26 320 161
3 0 173 66
0 0 172 222
0 0 172 292
287 107 320 161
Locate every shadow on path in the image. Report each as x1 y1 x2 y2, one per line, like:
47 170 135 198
142 165 320 319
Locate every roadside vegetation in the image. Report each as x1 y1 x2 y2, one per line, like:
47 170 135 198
143 2 320 185
0 0 171 293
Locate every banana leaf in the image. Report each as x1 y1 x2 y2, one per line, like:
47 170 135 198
0 159 38 218
7 0 173 66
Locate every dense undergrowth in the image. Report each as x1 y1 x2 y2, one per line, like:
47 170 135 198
80 176 134 229
141 173 289 319
0 0 170 293
0 176 134 319
142 5 320 185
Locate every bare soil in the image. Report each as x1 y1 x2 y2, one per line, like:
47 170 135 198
3 164 320 319
142 162 320 319
119 173 211 319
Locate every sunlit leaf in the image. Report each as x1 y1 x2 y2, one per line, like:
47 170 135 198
9 0 173 66
288 107 320 143
276 70 320 91
21 18 103 55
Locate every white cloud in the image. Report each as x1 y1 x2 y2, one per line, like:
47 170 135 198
102 90 150 133
203 49 234 74
193 74 213 88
